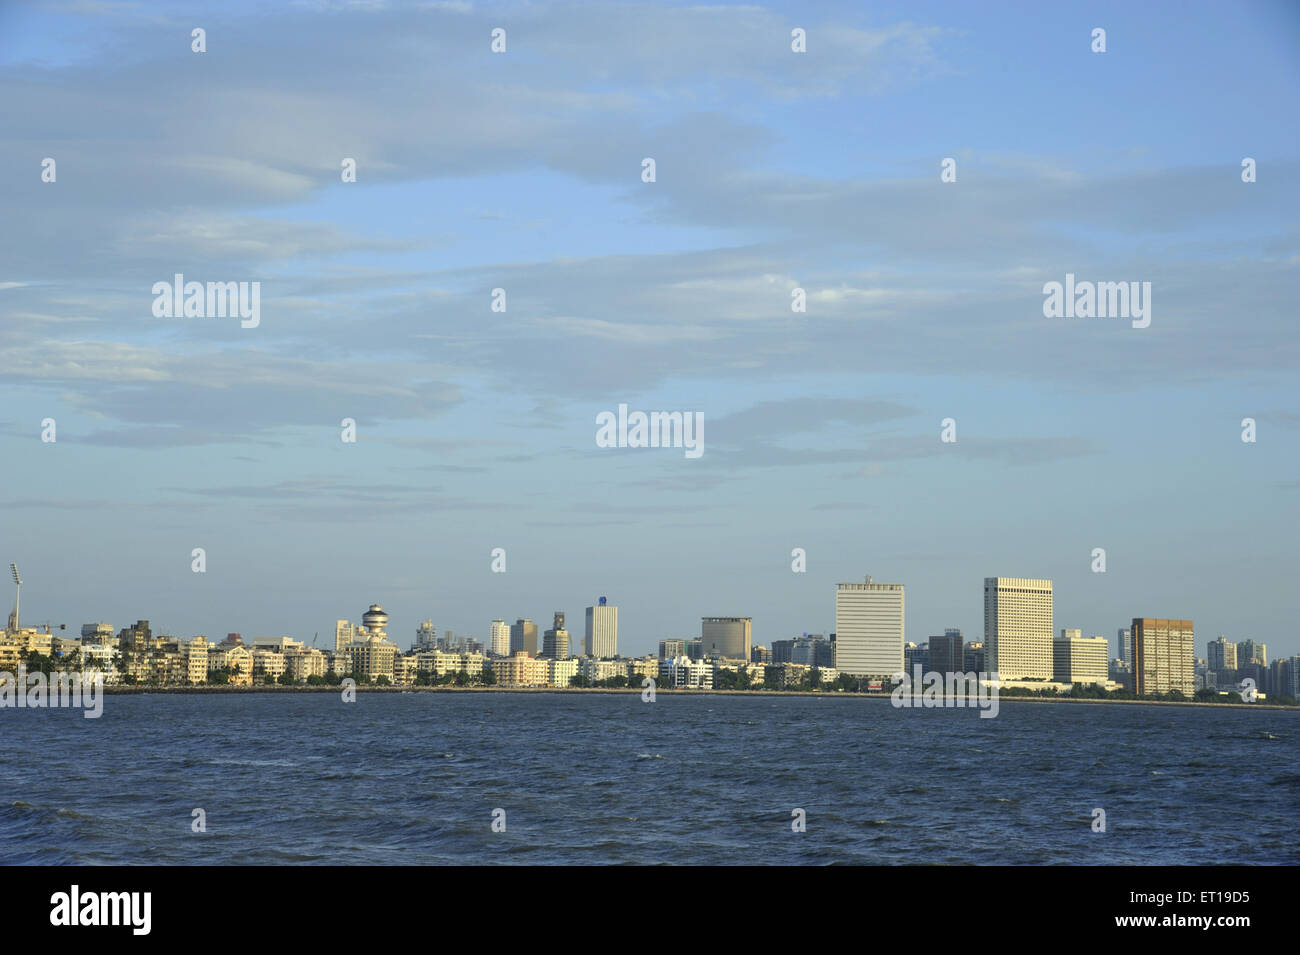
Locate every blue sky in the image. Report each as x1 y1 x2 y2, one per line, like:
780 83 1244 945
0 0 1297 658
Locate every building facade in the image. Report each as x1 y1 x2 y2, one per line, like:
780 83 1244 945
1133 618 1195 696
984 577 1053 681
585 600 618 658
834 576 904 679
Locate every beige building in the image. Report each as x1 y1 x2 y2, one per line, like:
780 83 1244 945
580 658 627 683
252 648 287 682
549 657 579 687
181 636 209 685
627 657 659 683
1053 631 1109 686
984 577 1054 681
393 655 420 685
1134 618 1195 696
209 642 254 685
345 634 398 683
700 617 752 660
491 651 549 687
285 646 328 682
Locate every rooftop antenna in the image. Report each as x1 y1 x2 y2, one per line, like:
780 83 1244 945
8 563 20 633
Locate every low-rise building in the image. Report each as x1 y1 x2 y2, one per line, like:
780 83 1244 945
660 655 713 689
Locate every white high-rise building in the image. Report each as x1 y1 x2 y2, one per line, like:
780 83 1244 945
489 619 510 657
335 619 361 655
585 599 618 658
984 578 1054 681
834 576 904 679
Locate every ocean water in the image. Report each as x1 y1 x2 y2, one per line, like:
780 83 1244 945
1 692 1296 865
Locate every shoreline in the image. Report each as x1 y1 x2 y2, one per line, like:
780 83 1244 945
95 685 1296 710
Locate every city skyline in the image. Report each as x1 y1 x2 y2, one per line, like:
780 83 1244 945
2 562 1278 664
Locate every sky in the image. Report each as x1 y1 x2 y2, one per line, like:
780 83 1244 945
0 0 1297 658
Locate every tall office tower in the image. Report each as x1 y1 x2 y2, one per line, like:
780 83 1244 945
964 642 985 674
542 612 569 660
658 638 685 660
489 619 510 657
1238 639 1267 667
585 598 618 658
1117 628 1132 666
983 578 1053 681
1053 632 1109 685
335 619 361 654
770 638 795 663
510 619 538 656
929 629 964 673
1207 636 1238 673
700 617 752 660
834 576 905 679
1133 618 1195 696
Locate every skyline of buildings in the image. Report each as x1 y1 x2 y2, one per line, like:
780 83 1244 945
7 564 1295 698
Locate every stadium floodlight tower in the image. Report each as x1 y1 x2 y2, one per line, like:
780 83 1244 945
8 563 20 633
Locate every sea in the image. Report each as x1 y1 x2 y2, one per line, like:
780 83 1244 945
1 692 1296 865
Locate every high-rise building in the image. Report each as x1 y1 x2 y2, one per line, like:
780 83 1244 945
700 617 752 660
1053 632 1109 685
1238 639 1267 667
489 619 510 657
335 620 360 654
984 578 1053 681
659 638 685 660
1207 636 1238 673
542 612 569 660
929 629 964 673
834 576 904 679
510 619 538 656
585 598 618 658
964 642 985 673
1133 618 1195 696
415 619 437 651
1116 628 1132 666
80 622 114 643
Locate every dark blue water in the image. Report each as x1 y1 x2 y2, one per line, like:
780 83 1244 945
1 692 1296 864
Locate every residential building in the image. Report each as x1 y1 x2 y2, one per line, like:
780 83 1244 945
1133 618 1195 696
489 619 510 657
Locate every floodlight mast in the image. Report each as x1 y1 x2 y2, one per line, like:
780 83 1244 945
9 563 20 633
